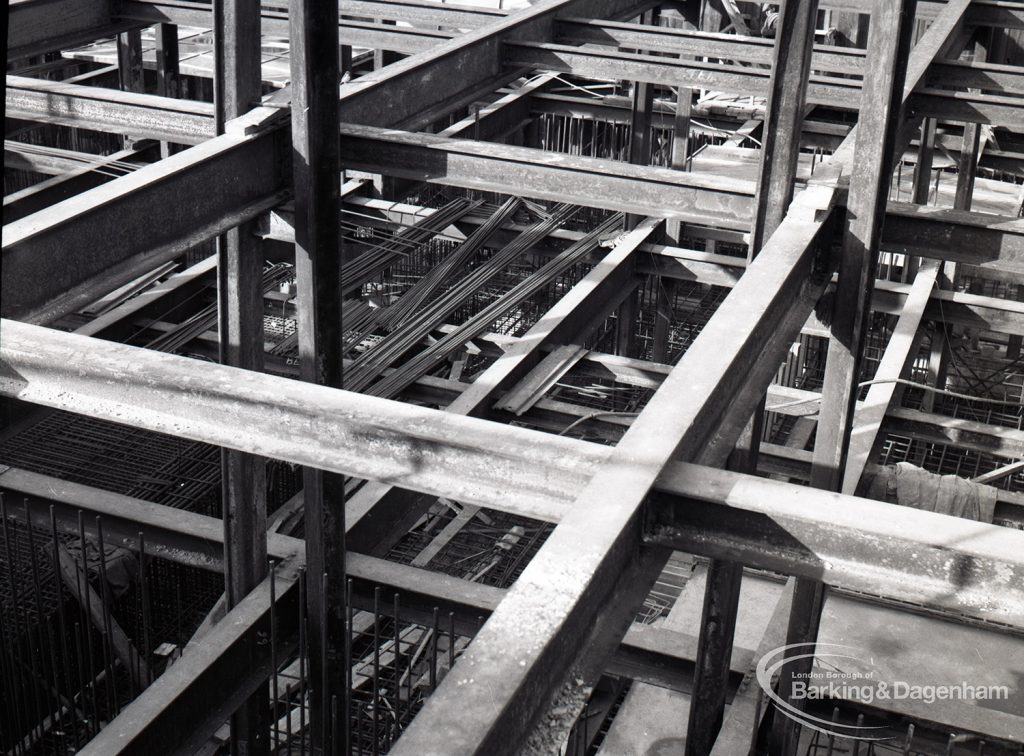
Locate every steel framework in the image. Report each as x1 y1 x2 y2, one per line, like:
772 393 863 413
4 0 1024 754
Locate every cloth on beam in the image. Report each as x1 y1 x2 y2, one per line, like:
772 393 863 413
867 462 997 523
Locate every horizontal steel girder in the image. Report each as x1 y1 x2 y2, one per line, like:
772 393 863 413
3 316 1024 629
0 465 755 693
338 123 756 227
6 75 216 144
1 110 289 324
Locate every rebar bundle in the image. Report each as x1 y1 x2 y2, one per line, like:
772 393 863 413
340 199 525 356
344 203 581 394
144 263 293 354
366 212 624 400
377 197 525 331
340 198 482 298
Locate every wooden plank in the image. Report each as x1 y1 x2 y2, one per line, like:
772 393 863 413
409 503 478 568
493 344 588 416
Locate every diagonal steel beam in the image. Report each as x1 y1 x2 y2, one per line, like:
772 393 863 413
1 110 289 324
389 190 837 755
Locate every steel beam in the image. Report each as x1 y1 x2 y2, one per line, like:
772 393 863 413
5 75 215 144
212 0 272 751
788 2 920 752
929 59 1024 96
335 0 653 128
885 407 1024 460
0 319 598 521
6 0 129 60
689 1 819 751
1 112 288 324
5 321 1024 628
289 0 347 747
503 40 862 108
390 184 836 754
0 465 759 694
555 17 865 74
338 124 756 228
2 143 157 223
841 261 940 495
114 0 456 53
346 218 664 573
339 194 1024 280
648 461 1024 628
77 560 302 756
909 87 1024 127
336 0 506 27
883 203 1024 274
812 0 924 499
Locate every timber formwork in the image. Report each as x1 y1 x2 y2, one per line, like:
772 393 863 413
3 0 1024 755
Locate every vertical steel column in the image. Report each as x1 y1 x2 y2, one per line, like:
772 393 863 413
290 0 346 751
776 3 918 754
699 0 724 258
373 21 403 69
831 10 867 48
625 8 656 231
912 118 945 411
954 30 990 212
117 28 144 149
748 0 820 259
664 82 693 246
955 124 981 210
155 23 181 157
701 0 726 33
654 83 685 359
155 24 180 99
686 4 819 754
810 0 917 490
911 119 937 206
215 1 269 754
684 558 743 756
117 29 144 93
651 275 676 364
671 89 692 174
618 9 657 356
